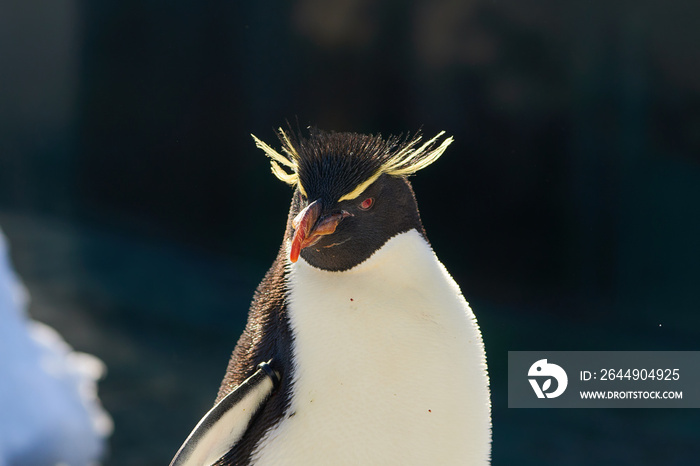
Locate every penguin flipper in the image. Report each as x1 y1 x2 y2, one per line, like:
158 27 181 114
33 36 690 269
169 360 280 466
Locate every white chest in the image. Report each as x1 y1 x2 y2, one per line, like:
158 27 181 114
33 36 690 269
252 230 491 465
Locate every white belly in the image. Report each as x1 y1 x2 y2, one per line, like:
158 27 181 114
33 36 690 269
252 229 491 465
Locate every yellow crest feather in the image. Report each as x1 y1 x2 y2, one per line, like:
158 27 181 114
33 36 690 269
382 131 453 176
251 132 298 186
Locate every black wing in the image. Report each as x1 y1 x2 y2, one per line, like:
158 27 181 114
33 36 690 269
169 361 280 466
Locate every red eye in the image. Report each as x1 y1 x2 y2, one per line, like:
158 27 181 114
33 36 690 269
359 197 374 210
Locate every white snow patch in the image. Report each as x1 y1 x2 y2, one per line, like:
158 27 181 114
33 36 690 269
0 228 113 466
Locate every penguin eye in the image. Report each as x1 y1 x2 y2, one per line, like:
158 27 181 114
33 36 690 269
359 197 374 210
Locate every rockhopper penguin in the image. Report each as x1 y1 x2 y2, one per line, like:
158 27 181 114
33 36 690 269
170 128 492 465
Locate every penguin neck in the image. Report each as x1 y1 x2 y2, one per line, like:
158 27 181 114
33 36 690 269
252 229 491 465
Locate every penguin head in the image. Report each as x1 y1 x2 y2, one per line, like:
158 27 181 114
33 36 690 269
253 127 453 271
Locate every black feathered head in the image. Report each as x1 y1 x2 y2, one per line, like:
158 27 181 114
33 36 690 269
251 127 454 270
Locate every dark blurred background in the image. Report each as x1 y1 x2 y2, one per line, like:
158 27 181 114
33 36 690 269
1 0 699 464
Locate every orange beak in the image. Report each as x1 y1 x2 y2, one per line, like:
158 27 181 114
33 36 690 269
290 200 352 262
